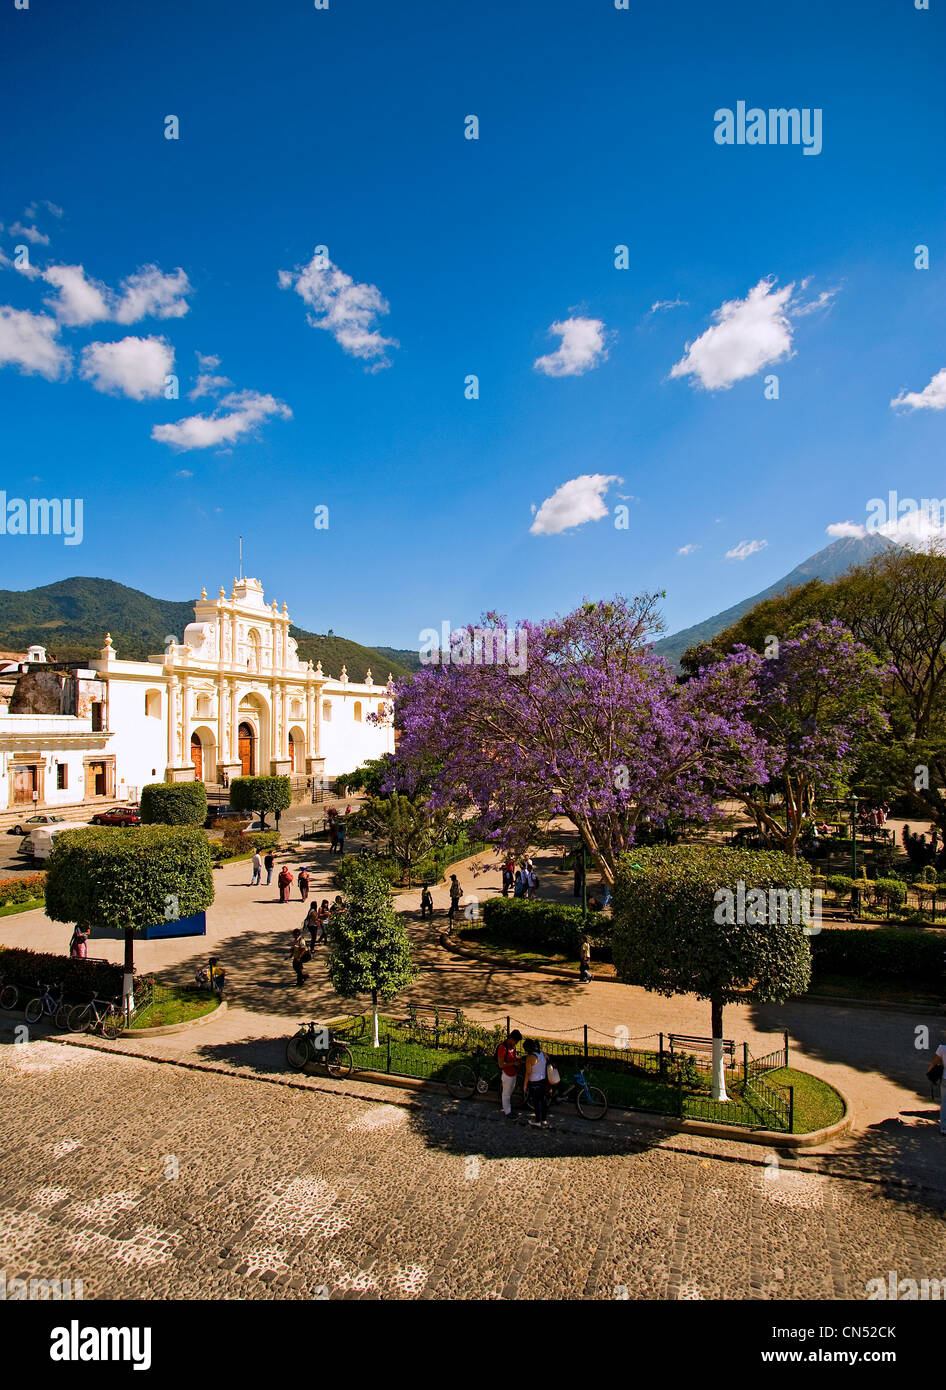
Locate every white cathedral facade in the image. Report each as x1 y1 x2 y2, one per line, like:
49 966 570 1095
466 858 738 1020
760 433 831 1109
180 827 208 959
0 577 395 816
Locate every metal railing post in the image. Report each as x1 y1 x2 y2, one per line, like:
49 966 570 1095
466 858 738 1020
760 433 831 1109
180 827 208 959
659 1032 664 1077
583 1024 588 1067
788 1084 795 1134
743 1041 749 1083
386 1032 391 1073
783 1029 789 1068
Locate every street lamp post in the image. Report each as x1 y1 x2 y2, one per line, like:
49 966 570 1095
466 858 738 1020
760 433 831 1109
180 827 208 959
851 793 859 919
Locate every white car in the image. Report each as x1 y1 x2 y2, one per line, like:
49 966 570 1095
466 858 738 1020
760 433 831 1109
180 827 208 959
9 812 66 836
20 822 93 863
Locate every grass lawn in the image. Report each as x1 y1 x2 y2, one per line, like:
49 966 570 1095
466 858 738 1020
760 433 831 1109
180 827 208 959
0 898 44 918
127 986 220 1030
455 923 617 976
767 1067 846 1132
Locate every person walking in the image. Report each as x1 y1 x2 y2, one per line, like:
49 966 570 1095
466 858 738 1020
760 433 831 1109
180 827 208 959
496 1029 522 1121
579 936 593 983
298 866 311 902
336 822 346 855
501 858 514 897
69 923 90 959
278 864 294 903
526 865 538 900
513 867 525 899
250 850 262 886
303 903 320 951
447 875 461 927
264 850 275 886
523 1039 551 1128
420 885 434 920
316 898 331 942
288 929 309 986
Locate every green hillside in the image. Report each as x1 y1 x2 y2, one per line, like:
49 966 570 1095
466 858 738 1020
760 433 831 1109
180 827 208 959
0 577 414 681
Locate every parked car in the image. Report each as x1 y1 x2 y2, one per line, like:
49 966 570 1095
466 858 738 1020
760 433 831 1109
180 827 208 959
8 813 66 836
20 822 94 863
90 806 141 826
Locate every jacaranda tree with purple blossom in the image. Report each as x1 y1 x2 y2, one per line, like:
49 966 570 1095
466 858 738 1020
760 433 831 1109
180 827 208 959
389 596 765 886
703 620 888 856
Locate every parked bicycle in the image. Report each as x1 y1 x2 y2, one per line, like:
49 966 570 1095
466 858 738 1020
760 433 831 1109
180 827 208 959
24 980 70 1029
547 1066 608 1121
68 995 126 1040
285 1021 354 1076
0 974 19 1011
446 1050 526 1108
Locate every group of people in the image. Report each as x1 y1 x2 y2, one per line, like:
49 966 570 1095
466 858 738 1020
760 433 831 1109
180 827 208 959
420 875 464 925
501 857 538 899
496 1029 562 1128
289 895 346 984
251 850 314 904
902 824 944 869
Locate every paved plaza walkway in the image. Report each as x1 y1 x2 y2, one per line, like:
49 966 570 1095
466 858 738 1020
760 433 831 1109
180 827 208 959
2 837 945 1195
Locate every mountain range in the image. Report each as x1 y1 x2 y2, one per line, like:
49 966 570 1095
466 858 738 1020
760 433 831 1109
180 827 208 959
0 536 896 683
652 533 897 668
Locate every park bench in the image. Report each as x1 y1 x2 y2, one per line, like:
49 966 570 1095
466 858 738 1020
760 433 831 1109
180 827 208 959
668 1034 736 1068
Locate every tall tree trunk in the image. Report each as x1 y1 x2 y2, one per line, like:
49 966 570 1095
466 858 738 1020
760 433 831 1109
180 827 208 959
710 997 728 1102
371 988 380 1048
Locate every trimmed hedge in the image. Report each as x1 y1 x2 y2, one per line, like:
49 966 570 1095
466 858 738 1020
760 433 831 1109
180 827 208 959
481 897 592 954
210 830 280 862
0 945 124 998
0 872 46 906
44 824 214 932
811 927 945 985
140 781 208 826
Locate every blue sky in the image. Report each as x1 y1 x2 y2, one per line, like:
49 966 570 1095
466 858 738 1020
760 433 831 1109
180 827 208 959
0 0 944 648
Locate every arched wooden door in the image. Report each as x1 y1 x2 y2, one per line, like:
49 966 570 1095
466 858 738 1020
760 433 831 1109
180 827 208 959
238 721 254 776
190 733 203 782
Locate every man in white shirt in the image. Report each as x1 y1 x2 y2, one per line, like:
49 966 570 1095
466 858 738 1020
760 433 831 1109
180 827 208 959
250 850 262 886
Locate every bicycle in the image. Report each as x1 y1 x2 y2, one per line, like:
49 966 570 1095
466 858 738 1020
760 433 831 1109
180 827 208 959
24 980 70 1029
446 1051 526 1108
285 1021 354 1077
68 995 126 1040
547 1067 609 1121
0 973 19 1011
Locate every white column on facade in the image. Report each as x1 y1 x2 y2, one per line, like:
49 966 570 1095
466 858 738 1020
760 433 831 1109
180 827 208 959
180 678 191 767
305 681 314 762
167 676 178 767
228 680 237 761
280 685 288 760
217 675 226 767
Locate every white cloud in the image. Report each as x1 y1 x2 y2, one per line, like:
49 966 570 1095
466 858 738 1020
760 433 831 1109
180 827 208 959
725 538 768 560
42 264 111 326
279 253 397 366
113 265 191 324
9 221 49 246
891 368 946 413
189 351 232 399
0 248 41 280
671 278 801 390
79 335 173 400
534 316 609 377
174 469 193 479
826 521 866 539
152 389 291 450
0 306 70 380
678 543 700 555
530 473 620 536
25 201 63 220
42 262 191 326
649 297 688 315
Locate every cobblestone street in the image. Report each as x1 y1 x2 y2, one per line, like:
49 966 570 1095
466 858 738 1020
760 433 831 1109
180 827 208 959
2 1040 944 1302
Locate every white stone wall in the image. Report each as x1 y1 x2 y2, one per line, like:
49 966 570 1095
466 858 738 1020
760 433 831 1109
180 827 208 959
101 671 169 799
317 686 393 778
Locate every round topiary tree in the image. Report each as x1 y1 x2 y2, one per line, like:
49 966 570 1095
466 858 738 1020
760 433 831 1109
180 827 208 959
44 825 214 1009
228 775 291 830
611 845 813 1101
139 781 208 826
326 858 414 1048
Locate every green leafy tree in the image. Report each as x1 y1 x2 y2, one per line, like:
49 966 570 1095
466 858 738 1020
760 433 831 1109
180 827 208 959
139 781 207 826
44 825 214 1002
611 846 812 1100
355 793 453 885
326 859 414 1047
229 775 291 830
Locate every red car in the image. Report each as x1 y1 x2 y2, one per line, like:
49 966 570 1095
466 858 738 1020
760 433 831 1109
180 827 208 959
91 806 141 826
